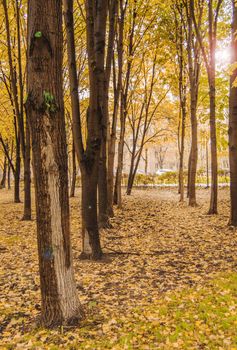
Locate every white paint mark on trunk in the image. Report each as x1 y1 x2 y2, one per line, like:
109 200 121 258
82 228 92 255
41 115 80 321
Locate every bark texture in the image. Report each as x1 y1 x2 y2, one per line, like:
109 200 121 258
27 0 83 326
64 0 103 259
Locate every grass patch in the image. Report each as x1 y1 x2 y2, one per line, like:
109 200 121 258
1 272 237 349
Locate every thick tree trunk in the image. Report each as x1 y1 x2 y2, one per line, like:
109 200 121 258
27 0 83 326
70 141 76 198
126 176 133 196
86 0 108 236
98 0 117 228
64 0 104 258
229 0 237 226
80 171 103 260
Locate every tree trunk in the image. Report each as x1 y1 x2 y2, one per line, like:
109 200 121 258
175 5 187 202
188 89 198 206
64 0 104 259
145 149 148 174
85 0 108 241
80 170 103 260
27 0 83 326
126 167 137 196
8 141 14 190
3 0 32 217
7 160 11 189
114 92 126 207
179 112 186 202
126 175 133 195
208 78 218 214
98 142 109 227
229 0 237 226
206 138 210 188
186 6 200 207
98 0 117 228
16 0 32 220
14 137 21 203
0 155 7 189
107 0 125 215
207 0 219 214
22 118 31 220
114 0 135 207
178 94 187 201
187 148 191 198
190 0 221 214
70 141 76 198
107 113 117 215
126 147 135 195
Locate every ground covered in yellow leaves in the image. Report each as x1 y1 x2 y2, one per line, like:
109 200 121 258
1 187 237 349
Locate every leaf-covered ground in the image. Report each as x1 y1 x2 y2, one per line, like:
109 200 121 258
1 187 237 349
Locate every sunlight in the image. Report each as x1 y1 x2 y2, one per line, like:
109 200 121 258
216 46 231 68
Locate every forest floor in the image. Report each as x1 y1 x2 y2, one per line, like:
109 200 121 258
1 187 237 349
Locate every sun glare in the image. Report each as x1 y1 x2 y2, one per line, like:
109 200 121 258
215 47 231 68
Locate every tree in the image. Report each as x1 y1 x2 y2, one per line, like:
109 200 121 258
191 0 224 214
107 0 127 215
26 0 83 326
2 0 32 219
64 0 105 259
229 0 237 226
184 0 202 206
174 2 187 202
98 0 118 228
125 52 169 195
0 133 19 201
114 0 158 206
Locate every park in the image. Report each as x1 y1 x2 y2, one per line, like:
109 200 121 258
1 0 237 349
